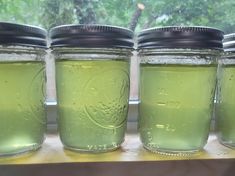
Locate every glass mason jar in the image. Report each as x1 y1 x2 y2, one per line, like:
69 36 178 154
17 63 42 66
138 27 223 154
0 22 47 156
50 25 133 152
216 33 235 148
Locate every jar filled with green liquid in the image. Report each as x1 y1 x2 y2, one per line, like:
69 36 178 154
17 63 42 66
0 22 47 156
138 27 223 154
216 34 235 148
50 25 133 152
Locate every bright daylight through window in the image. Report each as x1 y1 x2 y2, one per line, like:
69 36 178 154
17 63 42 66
0 0 235 101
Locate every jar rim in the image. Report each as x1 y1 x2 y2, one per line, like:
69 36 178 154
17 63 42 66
137 26 224 50
0 22 47 48
50 24 134 49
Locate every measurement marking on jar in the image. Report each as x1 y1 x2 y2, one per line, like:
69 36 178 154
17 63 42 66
156 102 166 106
156 124 165 129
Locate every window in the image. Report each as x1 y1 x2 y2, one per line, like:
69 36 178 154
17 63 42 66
1 0 234 101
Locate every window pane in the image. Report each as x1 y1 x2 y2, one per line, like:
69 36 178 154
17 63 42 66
1 0 235 100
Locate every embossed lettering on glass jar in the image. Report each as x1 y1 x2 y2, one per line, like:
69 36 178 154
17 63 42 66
0 22 47 156
138 27 223 155
216 33 235 148
50 25 133 152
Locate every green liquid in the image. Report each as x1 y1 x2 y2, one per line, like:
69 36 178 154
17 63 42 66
0 62 46 156
216 65 235 147
56 59 130 152
139 64 217 153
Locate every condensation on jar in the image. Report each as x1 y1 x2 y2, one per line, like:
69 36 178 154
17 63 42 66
216 33 235 148
50 25 133 153
137 26 223 155
0 22 47 156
